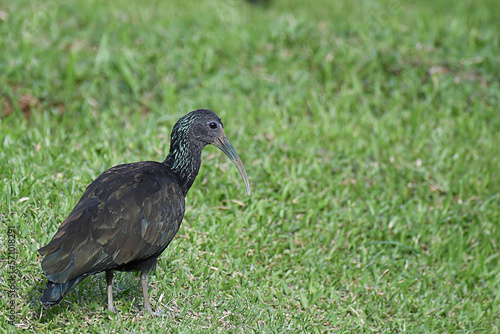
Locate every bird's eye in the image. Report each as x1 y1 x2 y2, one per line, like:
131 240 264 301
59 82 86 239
209 122 218 129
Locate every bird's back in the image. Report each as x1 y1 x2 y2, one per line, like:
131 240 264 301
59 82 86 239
39 161 186 286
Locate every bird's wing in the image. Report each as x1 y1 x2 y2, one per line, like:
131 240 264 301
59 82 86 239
38 162 185 283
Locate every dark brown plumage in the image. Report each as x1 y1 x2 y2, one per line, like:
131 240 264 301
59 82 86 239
38 109 250 313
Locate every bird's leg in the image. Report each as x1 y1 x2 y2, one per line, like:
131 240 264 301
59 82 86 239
141 271 153 314
106 270 115 313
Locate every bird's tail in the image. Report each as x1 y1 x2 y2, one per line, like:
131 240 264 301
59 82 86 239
40 276 85 306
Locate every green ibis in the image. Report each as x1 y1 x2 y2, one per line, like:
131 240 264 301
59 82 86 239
38 109 250 313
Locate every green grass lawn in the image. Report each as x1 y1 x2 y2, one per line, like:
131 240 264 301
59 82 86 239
1 0 499 332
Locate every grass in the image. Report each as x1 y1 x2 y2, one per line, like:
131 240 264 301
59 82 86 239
1 0 499 332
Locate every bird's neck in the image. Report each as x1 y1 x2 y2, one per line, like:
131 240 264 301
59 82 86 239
163 140 204 196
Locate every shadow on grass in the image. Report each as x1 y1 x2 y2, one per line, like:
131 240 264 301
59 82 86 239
28 272 151 322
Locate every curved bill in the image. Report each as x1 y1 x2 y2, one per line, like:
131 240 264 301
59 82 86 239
214 131 251 196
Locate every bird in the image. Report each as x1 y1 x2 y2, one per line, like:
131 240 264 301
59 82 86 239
38 109 251 314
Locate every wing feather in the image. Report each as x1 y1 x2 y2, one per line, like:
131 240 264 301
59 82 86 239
39 161 185 283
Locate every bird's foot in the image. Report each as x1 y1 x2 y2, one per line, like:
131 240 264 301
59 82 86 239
144 308 169 317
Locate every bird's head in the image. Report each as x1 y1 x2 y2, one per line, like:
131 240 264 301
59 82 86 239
170 109 251 196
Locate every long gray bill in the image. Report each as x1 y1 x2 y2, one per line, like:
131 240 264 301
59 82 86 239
214 135 251 196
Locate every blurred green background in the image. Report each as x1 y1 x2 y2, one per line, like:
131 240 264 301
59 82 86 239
1 0 499 332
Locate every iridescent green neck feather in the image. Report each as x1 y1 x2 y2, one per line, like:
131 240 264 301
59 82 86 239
163 112 206 196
